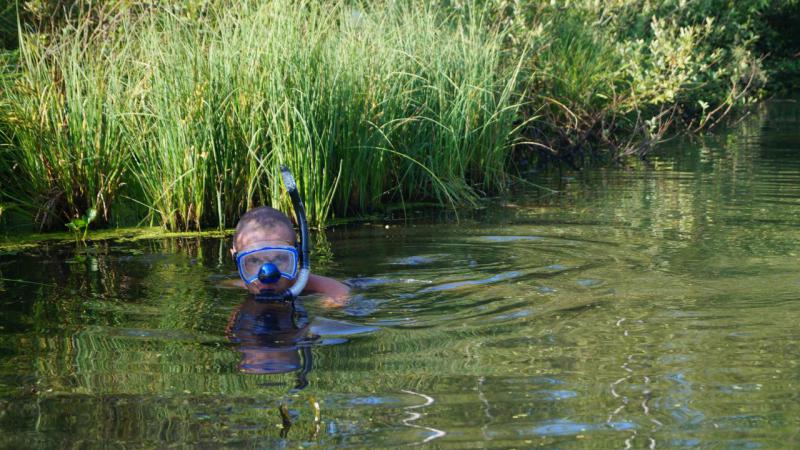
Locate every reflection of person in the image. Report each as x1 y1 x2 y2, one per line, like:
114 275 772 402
225 297 315 387
230 206 350 307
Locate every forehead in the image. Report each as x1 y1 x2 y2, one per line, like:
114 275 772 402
235 224 295 250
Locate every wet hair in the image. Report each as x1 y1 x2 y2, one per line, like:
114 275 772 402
233 206 296 247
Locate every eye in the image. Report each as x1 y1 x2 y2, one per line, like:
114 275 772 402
245 255 264 267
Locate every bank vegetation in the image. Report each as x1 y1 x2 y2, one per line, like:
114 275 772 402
0 0 797 230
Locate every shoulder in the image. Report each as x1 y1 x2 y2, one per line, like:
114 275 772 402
302 274 351 303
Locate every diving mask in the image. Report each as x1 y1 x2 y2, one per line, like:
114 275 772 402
235 245 299 285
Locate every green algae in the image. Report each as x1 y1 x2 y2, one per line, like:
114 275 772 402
0 226 234 253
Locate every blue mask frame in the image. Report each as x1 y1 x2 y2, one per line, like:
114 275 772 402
235 245 299 285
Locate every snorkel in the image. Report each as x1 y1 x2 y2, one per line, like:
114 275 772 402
246 165 310 302
279 165 310 300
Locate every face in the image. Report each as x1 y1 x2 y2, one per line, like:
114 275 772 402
232 225 297 295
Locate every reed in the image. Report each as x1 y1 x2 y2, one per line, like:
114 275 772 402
1 0 525 230
0 15 132 228
3 0 774 231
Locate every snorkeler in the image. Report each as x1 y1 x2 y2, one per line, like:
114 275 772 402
230 167 350 304
226 166 348 390
231 207 349 302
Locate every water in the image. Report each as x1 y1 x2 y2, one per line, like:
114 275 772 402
1 100 799 448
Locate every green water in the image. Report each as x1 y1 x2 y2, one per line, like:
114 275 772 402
2 100 799 448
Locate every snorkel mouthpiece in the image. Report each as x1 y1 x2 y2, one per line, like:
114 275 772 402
257 263 282 284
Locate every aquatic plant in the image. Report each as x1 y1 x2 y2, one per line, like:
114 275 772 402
65 207 96 243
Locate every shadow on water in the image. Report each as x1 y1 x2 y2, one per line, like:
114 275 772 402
2 100 800 447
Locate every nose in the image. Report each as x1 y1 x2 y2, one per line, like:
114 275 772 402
257 263 281 284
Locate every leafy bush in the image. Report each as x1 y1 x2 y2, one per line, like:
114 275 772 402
485 0 781 164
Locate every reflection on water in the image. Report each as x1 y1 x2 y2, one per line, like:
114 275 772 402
1 100 800 447
226 298 314 383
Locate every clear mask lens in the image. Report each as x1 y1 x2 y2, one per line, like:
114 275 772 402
236 246 298 283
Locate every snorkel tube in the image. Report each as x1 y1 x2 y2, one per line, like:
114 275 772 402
255 165 310 302
281 165 310 299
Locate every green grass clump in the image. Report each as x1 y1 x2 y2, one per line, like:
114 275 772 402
0 18 131 228
1 0 525 230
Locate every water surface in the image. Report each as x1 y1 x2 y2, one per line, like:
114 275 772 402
1 101 799 448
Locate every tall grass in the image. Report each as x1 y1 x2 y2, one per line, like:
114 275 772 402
2 0 782 231
0 17 131 228
1 0 525 230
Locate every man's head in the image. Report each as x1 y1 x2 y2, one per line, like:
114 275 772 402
232 206 298 295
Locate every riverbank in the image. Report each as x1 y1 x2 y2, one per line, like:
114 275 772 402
1 0 797 232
